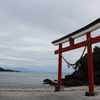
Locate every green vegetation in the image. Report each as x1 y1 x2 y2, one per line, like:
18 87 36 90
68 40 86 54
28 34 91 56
78 46 100 72
0 67 19 72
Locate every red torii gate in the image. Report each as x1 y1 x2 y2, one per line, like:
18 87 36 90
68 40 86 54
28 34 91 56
52 18 100 96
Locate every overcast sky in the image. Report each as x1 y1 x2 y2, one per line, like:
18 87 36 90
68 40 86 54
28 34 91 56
0 0 100 72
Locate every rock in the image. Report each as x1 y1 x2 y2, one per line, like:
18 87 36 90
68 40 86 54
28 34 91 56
43 69 100 87
54 80 57 82
65 79 84 86
43 79 57 85
43 79 52 84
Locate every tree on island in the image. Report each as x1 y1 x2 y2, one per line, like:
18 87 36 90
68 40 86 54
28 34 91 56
77 46 100 72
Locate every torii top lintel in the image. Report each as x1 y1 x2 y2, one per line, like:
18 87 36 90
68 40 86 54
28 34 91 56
52 18 100 46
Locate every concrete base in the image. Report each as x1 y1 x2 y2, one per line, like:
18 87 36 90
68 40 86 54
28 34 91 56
55 86 64 92
85 91 98 96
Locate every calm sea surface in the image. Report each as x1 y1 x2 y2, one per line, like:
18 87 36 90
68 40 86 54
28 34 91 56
0 72 71 89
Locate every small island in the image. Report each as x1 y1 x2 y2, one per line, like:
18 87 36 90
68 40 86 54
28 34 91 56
0 67 20 72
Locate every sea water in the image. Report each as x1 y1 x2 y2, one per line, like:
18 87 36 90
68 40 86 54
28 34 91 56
0 72 71 89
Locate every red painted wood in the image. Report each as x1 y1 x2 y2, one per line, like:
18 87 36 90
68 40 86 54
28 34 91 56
86 32 94 92
58 44 62 86
91 36 100 44
55 40 86 54
55 36 100 54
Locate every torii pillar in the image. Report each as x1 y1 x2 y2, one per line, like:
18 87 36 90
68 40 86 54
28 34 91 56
55 43 64 91
85 32 97 96
58 44 62 86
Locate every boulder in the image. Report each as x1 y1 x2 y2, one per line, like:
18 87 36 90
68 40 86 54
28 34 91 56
43 79 57 85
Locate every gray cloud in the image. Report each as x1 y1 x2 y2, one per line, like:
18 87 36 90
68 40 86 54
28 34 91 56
0 0 100 72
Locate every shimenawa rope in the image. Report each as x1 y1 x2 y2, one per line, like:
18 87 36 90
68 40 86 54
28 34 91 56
58 38 90 70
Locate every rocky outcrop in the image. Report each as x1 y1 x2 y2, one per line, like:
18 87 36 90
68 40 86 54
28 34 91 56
43 79 57 85
43 46 100 87
63 71 87 86
43 70 100 87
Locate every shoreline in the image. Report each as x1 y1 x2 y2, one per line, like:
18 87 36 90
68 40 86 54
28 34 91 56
0 86 100 100
0 86 100 92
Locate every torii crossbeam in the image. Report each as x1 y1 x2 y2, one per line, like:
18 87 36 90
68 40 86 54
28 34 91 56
52 18 100 96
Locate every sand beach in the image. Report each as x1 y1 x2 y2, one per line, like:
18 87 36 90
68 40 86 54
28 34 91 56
0 86 100 100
